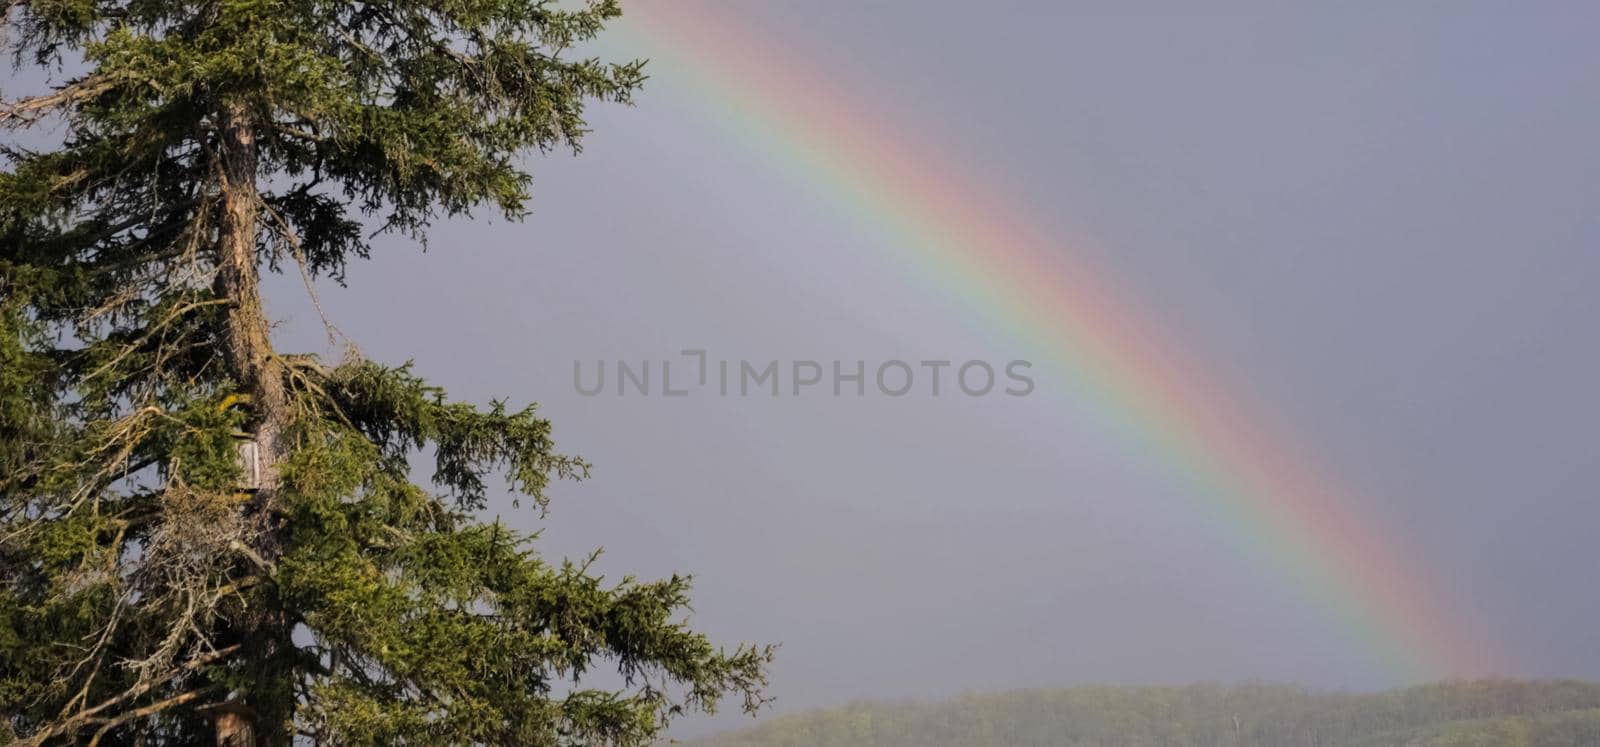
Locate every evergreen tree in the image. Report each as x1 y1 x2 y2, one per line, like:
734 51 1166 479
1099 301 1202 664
0 0 771 743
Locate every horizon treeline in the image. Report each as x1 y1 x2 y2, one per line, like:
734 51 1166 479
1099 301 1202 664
692 679 1600 747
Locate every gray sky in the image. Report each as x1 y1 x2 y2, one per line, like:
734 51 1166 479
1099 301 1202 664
270 1 1600 736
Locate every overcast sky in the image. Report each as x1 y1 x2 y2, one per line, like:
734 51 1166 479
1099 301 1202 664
267 1 1600 736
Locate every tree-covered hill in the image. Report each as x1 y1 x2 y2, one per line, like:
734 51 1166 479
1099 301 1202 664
689 680 1600 747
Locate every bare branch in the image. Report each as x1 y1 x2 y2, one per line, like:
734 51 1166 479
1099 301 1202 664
0 77 114 127
17 645 239 746
86 689 206 747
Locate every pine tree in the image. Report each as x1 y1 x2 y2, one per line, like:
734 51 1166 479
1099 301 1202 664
0 1 772 743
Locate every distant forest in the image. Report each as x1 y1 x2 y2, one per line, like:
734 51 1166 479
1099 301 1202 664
689 680 1600 747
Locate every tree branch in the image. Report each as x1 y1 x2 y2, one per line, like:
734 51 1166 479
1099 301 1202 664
0 77 114 127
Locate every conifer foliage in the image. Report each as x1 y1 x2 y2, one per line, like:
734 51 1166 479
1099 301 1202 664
0 0 772 743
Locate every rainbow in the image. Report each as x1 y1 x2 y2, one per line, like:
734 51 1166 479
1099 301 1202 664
607 3 1495 680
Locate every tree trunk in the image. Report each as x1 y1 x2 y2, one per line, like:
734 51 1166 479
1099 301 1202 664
215 100 289 488
213 706 256 747
213 100 290 747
